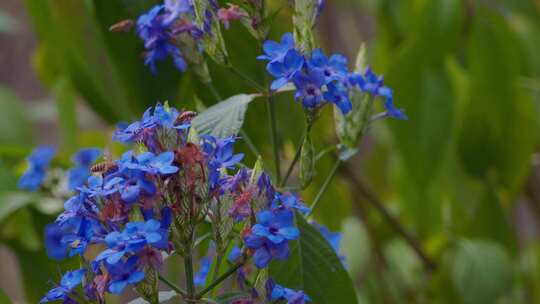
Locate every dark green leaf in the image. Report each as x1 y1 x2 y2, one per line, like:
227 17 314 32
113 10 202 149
269 215 357 304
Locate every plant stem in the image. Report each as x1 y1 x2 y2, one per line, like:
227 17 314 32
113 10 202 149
229 66 265 92
184 252 195 299
158 274 187 297
341 164 437 272
206 82 221 102
307 159 341 217
196 260 245 299
280 123 313 187
266 93 281 185
210 254 223 296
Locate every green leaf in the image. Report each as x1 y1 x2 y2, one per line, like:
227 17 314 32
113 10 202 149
457 9 539 193
450 239 513 304
0 192 37 222
0 289 11 304
52 78 78 153
382 0 464 235
24 0 134 122
0 87 33 146
192 94 259 138
269 215 358 304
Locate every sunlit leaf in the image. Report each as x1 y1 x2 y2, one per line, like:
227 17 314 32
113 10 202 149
192 93 260 138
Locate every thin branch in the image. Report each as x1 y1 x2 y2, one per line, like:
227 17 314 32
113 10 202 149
307 159 342 217
158 274 187 297
195 260 246 299
341 164 437 272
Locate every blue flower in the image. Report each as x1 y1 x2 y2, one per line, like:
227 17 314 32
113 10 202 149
106 256 146 294
351 68 407 120
68 148 101 190
59 216 102 257
292 68 326 109
243 209 299 268
257 33 295 63
323 81 352 114
194 255 212 286
118 151 178 175
96 219 166 265
202 135 244 189
307 49 348 84
382 93 407 120
40 269 86 303
266 279 311 304
228 246 242 263
136 5 186 73
113 104 189 151
44 223 68 260
116 170 157 204
18 146 55 191
272 192 310 214
267 49 304 91
163 0 193 25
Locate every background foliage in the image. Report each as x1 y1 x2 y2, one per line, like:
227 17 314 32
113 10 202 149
1 0 540 303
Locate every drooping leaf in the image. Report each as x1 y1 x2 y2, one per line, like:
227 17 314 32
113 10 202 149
269 214 357 304
192 93 259 138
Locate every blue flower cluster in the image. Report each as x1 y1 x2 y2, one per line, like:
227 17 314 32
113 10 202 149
18 146 55 191
258 33 407 119
135 0 242 73
136 1 197 73
27 103 310 303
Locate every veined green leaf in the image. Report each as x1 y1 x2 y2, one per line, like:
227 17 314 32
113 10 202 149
269 214 357 304
192 93 260 138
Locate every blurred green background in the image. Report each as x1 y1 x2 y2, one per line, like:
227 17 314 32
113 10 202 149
1 0 540 303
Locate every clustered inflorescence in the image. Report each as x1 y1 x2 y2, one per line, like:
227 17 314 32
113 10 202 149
258 33 406 119
22 103 311 303
136 0 244 73
16 0 406 303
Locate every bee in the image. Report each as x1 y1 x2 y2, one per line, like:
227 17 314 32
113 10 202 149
91 148 118 174
91 161 118 174
175 111 198 125
109 19 134 32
